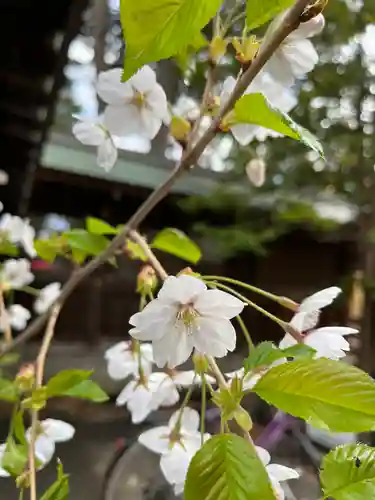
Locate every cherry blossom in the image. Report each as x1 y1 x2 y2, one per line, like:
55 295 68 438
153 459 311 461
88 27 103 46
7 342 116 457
221 72 297 145
297 286 341 314
160 446 197 496
0 259 34 290
265 14 325 87
256 446 299 500
105 340 154 379
72 116 118 171
97 66 170 139
138 407 209 455
26 419 75 467
34 282 62 315
0 214 36 257
129 275 245 368
115 372 179 423
226 357 286 391
0 304 31 332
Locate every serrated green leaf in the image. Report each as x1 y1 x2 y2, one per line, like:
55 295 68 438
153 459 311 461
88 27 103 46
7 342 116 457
65 230 109 257
185 434 275 500
175 31 208 70
244 341 284 373
234 93 324 157
41 461 69 500
151 228 201 264
46 370 93 397
63 380 109 402
246 0 294 30
0 378 18 402
320 443 375 500
2 438 28 477
253 359 375 432
86 217 118 235
121 0 222 80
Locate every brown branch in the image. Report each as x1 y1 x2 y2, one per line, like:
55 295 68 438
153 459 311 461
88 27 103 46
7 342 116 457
0 0 311 358
0 291 12 344
129 231 168 280
28 303 62 500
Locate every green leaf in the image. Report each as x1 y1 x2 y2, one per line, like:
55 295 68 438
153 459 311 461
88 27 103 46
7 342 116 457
320 443 375 499
233 93 324 157
121 0 222 80
63 380 109 402
244 341 285 373
0 352 20 367
0 240 19 257
46 370 93 397
282 344 316 359
175 31 208 70
41 461 69 500
125 239 148 262
246 0 294 30
185 434 275 500
0 378 18 402
12 410 26 445
2 438 28 476
65 230 109 257
86 217 118 235
34 240 58 263
253 358 375 432
151 228 201 264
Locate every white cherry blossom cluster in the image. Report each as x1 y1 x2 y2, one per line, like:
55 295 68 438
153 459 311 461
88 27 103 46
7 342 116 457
72 66 170 172
103 272 358 495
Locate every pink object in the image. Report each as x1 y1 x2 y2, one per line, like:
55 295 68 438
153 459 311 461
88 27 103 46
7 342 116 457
31 259 52 271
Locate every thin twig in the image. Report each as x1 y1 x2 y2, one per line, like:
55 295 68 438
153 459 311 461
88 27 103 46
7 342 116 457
188 65 215 149
28 304 62 500
0 291 12 344
0 0 311 358
129 231 168 280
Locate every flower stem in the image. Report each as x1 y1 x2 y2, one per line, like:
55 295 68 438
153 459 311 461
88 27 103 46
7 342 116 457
201 375 206 445
202 276 279 303
206 281 286 330
20 286 40 297
236 315 254 351
175 380 196 430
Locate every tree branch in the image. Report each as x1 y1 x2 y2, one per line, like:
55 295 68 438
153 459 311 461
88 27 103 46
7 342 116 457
0 0 311 357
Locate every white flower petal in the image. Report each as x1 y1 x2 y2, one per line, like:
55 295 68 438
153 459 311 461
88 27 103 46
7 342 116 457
158 275 207 305
312 326 358 337
105 341 130 360
168 408 200 432
255 446 271 466
116 380 137 406
107 357 136 380
267 464 299 481
8 304 31 330
97 137 118 171
299 286 341 313
34 435 55 465
194 289 245 319
72 119 105 146
282 39 319 77
147 84 170 124
153 326 194 368
264 53 295 87
130 66 157 93
34 283 61 315
140 106 163 139
138 426 170 454
127 384 155 424
160 447 193 487
231 123 258 145
293 14 325 39
279 333 297 349
290 310 320 332
193 317 236 357
0 444 10 477
129 301 177 341
97 68 133 104
104 103 143 136
41 419 75 443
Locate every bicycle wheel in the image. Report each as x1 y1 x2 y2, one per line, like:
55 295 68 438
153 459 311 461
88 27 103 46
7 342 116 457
103 439 179 500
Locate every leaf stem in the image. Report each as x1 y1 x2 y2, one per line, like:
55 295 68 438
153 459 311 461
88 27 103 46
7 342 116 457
202 275 280 303
236 315 254 351
201 375 206 445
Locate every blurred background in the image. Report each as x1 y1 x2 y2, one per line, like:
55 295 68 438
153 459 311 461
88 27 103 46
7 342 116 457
0 0 375 497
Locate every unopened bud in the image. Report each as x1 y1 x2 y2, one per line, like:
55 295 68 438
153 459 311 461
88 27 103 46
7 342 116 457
234 406 253 432
209 36 228 63
277 296 299 312
16 471 30 489
193 353 209 374
137 265 158 295
246 159 266 187
232 36 259 65
205 95 221 116
15 363 35 392
170 116 191 142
